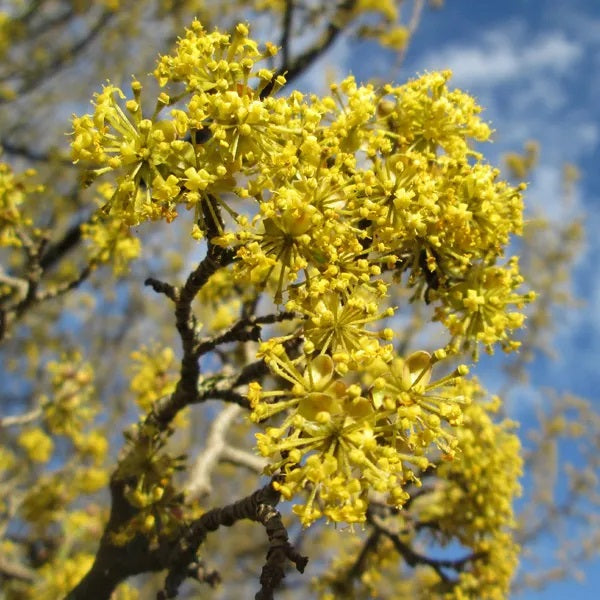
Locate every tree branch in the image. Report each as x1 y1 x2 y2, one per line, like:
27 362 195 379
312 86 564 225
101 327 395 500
0 407 42 428
261 0 358 97
160 478 307 599
0 139 72 164
0 555 36 582
185 404 244 500
195 311 296 357
368 511 483 582
148 243 236 429
280 0 295 69
1 10 115 103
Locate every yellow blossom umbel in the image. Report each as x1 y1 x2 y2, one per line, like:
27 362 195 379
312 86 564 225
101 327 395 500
251 345 470 526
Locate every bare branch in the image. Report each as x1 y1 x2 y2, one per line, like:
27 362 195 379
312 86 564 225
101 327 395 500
280 0 295 69
35 263 94 303
160 478 307 599
185 404 244 501
220 446 267 474
280 0 357 84
1 10 116 104
145 276 178 302
396 0 425 65
195 311 296 356
0 268 28 302
0 139 72 164
0 407 42 428
369 511 483 582
39 219 87 271
0 555 36 583
261 0 358 97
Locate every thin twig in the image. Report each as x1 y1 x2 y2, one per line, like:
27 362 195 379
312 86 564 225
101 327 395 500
0 407 42 428
1 11 115 104
261 0 358 98
280 0 295 69
0 556 36 582
396 0 425 66
369 512 483 582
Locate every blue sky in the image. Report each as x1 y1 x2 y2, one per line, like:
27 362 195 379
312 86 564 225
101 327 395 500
296 1 600 597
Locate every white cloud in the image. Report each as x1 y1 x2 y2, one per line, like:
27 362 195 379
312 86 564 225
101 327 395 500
511 75 568 112
555 9 600 49
572 121 600 152
419 24 582 88
526 164 570 220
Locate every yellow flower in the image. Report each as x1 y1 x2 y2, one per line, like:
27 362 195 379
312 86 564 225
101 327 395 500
378 26 411 51
76 467 109 494
250 347 468 526
73 430 109 464
129 345 177 413
43 354 97 439
436 257 535 355
18 428 54 463
81 212 141 275
35 553 95 600
0 162 42 247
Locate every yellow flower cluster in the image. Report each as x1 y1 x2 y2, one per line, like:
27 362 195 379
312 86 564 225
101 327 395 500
71 21 283 228
113 422 186 545
13 352 106 467
314 381 522 599
72 24 531 353
20 473 73 526
18 427 54 463
352 0 411 51
0 161 42 247
81 183 141 275
130 344 178 414
414 380 522 599
504 140 539 180
194 267 244 332
296 287 394 357
221 71 531 343
435 257 536 356
0 12 10 59
41 353 97 440
34 553 95 600
251 345 469 526
14 355 109 531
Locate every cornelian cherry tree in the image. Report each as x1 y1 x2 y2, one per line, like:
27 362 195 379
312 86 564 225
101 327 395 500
1 2 597 599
